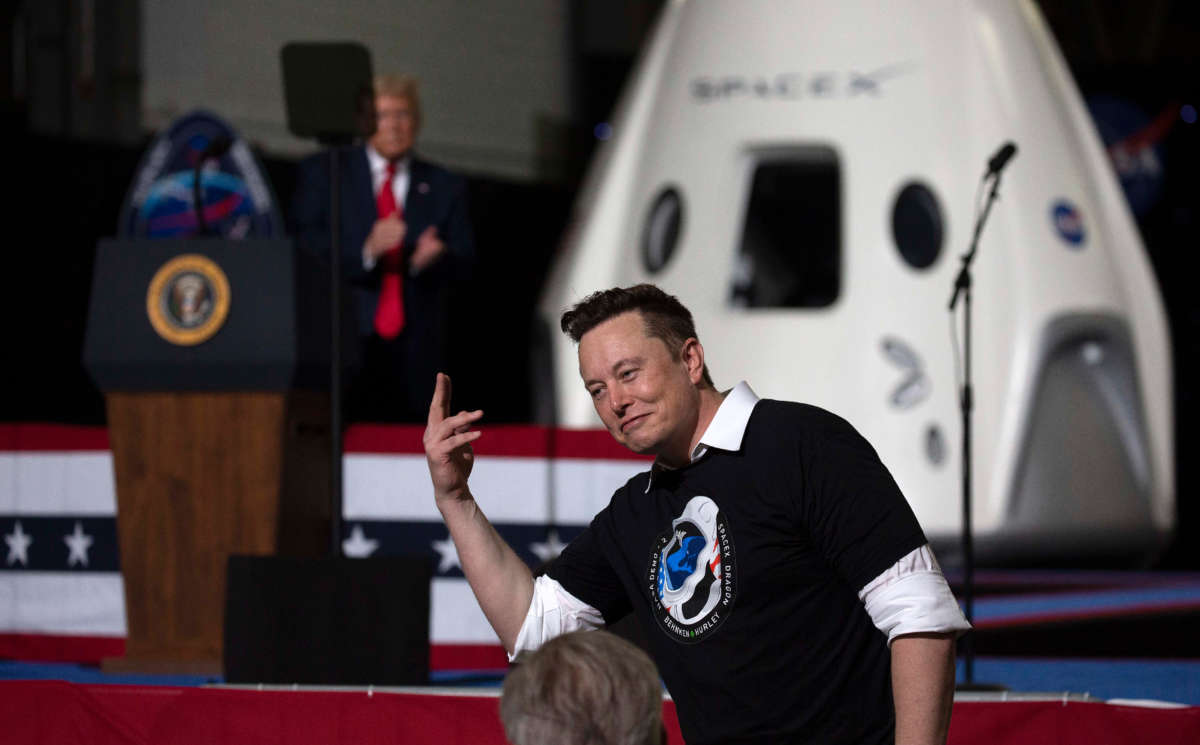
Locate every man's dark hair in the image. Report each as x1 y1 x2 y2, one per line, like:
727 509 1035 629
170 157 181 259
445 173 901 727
560 284 714 387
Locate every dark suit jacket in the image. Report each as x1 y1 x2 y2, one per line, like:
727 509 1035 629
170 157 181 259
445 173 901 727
290 146 475 347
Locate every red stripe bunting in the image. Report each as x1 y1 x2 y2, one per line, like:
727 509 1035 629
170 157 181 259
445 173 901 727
1 421 651 462
0 424 110 451
429 643 510 672
343 423 651 461
972 599 1200 629
0 633 125 663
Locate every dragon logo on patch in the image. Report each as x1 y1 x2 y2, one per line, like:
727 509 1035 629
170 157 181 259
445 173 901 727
645 496 736 643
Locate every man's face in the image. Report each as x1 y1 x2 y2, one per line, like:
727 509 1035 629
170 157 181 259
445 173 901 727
578 311 702 458
368 94 416 160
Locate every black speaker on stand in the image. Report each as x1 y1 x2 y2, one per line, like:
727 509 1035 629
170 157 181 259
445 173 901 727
224 42 434 689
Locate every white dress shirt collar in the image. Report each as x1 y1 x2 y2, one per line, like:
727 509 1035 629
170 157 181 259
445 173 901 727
647 381 759 490
364 142 412 172
365 145 411 188
693 380 759 457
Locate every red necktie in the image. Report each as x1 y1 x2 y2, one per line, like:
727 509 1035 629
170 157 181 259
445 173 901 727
373 160 405 339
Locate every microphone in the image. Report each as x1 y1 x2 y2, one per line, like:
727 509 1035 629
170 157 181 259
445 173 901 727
986 141 1017 176
200 135 233 162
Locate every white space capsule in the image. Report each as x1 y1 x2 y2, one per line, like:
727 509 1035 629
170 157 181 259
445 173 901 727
537 0 1173 563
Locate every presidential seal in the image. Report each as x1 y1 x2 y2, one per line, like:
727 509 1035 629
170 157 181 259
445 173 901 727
646 495 737 644
146 254 230 345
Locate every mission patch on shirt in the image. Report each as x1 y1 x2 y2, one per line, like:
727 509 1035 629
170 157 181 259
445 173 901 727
647 495 737 643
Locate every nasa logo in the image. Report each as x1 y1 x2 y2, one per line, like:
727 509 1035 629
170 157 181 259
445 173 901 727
645 496 737 644
1051 200 1086 248
146 254 231 346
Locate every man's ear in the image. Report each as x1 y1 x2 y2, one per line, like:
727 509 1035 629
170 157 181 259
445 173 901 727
681 338 705 384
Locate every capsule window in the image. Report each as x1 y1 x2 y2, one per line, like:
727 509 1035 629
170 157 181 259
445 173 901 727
642 187 684 274
731 149 840 308
891 181 943 270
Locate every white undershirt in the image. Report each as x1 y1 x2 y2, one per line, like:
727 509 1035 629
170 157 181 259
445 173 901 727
510 382 971 660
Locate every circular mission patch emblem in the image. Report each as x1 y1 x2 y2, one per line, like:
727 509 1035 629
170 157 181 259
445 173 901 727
646 495 737 643
145 254 230 346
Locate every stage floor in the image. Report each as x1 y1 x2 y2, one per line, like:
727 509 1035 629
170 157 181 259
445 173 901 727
4 656 1199 705
1 679 1197 745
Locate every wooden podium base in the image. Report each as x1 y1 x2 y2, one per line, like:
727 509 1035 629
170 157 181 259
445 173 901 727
106 390 330 672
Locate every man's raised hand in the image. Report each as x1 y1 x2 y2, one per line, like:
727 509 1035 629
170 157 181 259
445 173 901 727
423 373 483 506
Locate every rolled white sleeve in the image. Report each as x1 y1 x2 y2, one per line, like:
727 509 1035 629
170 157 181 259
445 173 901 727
858 544 972 646
508 574 606 662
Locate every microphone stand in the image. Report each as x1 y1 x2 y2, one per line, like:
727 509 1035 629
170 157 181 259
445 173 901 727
320 139 348 559
948 168 1004 687
279 41 374 561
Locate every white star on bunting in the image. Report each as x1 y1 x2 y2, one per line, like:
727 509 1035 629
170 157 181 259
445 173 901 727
5 521 33 566
64 521 94 568
530 529 568 563
342 524 379 558
431 535 461 573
